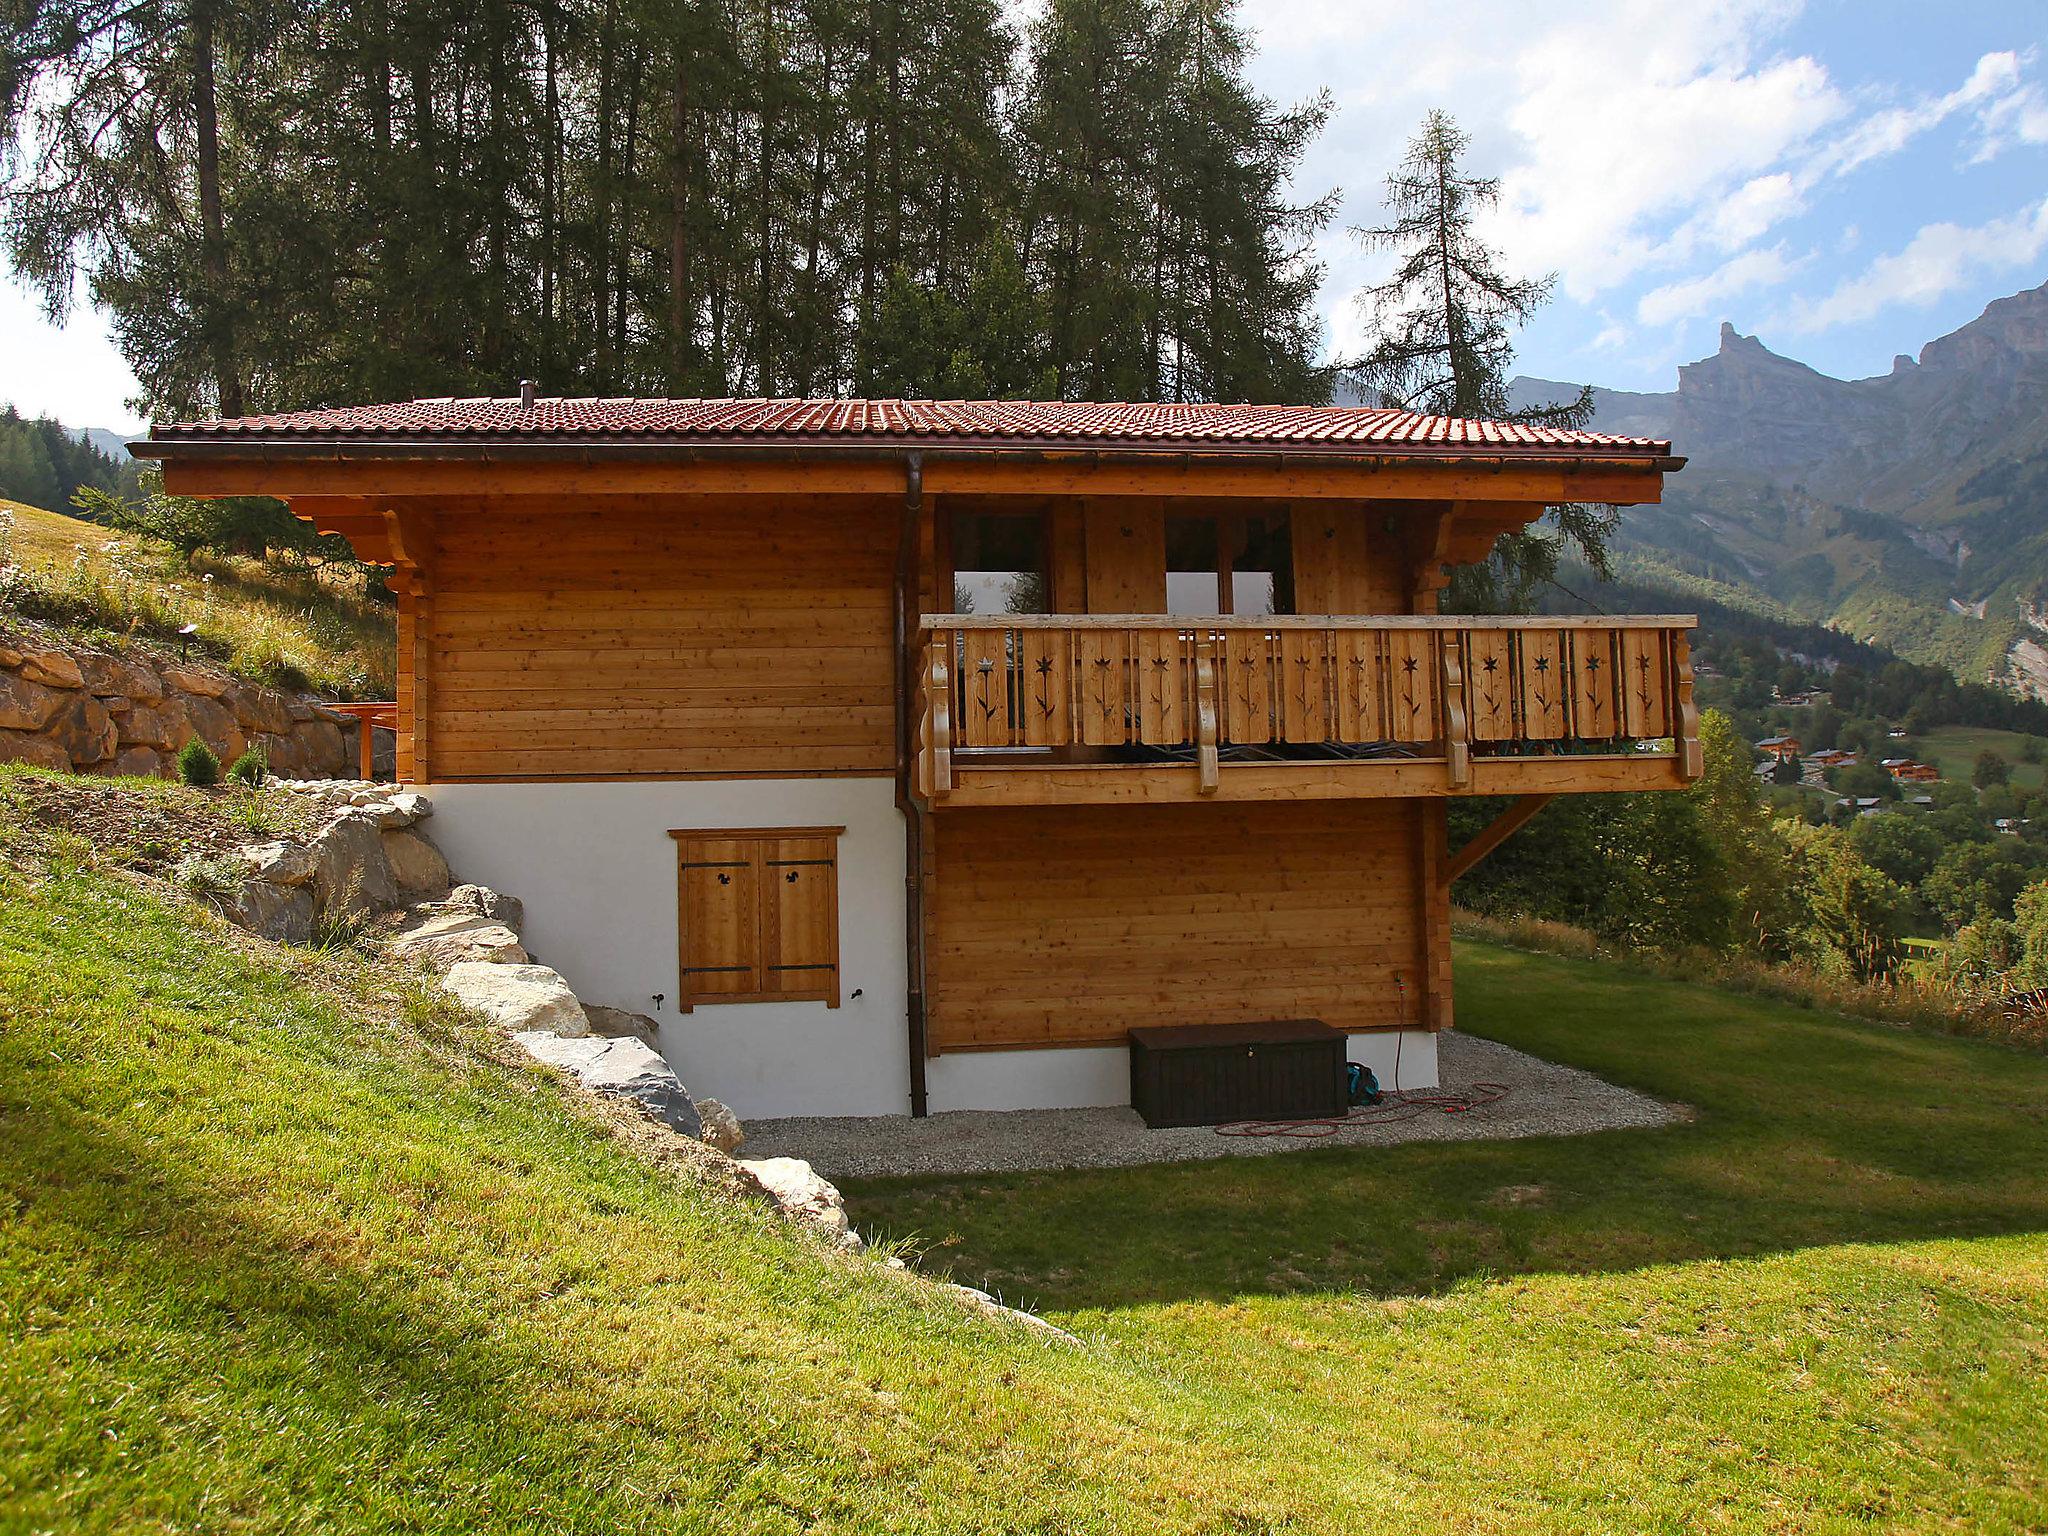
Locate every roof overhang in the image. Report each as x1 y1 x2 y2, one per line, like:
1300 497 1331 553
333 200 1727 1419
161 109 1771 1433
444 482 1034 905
135 436 1679 506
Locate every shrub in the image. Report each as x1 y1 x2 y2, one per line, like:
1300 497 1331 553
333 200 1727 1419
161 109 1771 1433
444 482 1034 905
228 746 267 786
172 849 242 898
177 739 221 787
228 791 281 838
1937 919 2022 989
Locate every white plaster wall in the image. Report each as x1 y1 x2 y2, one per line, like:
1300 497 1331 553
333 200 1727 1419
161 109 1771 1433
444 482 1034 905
926 1046 1129 1112
926 1032 1437 1111
1347 1029 1439 1093
425 778 912 1120
424 777 1441 1118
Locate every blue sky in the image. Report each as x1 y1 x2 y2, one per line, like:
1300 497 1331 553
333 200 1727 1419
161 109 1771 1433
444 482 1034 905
5 0 2046 431
1253 0 2048 392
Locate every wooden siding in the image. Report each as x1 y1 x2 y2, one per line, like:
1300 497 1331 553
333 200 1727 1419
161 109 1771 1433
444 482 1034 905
1082 498 1167 610
926 799 1446 1052
914 614 1696 805
422 499 898 779
1290 502 1408 614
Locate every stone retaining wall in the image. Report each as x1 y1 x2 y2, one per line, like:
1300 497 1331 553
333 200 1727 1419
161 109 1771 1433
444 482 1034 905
0 626 352 779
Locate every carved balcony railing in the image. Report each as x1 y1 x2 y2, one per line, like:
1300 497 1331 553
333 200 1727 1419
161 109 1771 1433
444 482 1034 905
913 614 1700 806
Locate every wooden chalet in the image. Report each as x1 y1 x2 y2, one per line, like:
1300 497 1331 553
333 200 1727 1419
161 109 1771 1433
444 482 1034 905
136 397 1693 1119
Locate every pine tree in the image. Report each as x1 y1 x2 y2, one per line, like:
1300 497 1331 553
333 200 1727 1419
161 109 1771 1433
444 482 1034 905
1015 0 1164 399
1149 0 1332 403
5 0 1336 414
1349 110 1610 609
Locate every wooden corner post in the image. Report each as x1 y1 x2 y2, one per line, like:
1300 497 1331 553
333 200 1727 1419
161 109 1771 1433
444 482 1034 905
382 507 432 784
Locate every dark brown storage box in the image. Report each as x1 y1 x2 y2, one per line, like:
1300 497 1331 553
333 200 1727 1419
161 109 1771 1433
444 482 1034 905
1127 1019 1348 1128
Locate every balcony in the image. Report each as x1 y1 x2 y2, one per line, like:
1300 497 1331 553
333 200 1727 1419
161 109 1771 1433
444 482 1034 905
912 614 1701 807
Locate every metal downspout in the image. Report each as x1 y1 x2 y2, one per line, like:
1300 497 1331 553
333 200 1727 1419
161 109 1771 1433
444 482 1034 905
894 454 930 1117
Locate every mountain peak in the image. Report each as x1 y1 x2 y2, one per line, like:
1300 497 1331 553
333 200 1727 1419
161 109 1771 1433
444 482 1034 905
1716 321 1777 359
1919 278 2048 372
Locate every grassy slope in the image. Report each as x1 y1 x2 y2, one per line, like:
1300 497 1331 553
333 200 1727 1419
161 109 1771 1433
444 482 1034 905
856 944 2048 1532
5 775 2048 1533
1916 724 2047 791
0 498 393 697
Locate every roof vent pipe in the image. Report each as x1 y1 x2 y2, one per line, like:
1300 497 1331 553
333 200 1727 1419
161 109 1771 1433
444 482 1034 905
519 379 537 408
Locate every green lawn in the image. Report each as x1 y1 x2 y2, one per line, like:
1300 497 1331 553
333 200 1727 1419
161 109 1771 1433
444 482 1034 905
6 780 2048 1533
1917 724 2048 790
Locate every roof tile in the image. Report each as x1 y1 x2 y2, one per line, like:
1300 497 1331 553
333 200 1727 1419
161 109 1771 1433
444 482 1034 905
145 396 1673 457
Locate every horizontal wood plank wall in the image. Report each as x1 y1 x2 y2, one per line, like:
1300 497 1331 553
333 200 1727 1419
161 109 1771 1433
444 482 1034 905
927 799 1432 1051
426 497 898 779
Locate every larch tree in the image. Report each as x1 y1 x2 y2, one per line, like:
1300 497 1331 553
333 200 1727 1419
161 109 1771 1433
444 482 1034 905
1149 0 1332 404
1350 109 1611 610
4 0 1338 417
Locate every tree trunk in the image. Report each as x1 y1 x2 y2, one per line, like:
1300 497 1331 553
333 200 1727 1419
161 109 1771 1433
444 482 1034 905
669 12 692 385
191 0 243 417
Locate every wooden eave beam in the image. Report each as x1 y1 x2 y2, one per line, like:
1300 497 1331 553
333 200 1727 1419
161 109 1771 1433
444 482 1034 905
158 453 1667 506
1446 794 1556 883
286 495 393 564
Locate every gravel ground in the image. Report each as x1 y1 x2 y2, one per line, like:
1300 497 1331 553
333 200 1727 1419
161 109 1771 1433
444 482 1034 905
743 1031 1681 1180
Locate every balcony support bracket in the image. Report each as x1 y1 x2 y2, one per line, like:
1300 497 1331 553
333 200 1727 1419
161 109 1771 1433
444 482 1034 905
1194 636 1220 794
1447 794 1556 883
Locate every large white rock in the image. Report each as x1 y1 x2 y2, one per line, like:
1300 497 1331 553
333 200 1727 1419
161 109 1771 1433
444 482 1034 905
392 911 529 968
442 883 523 932
738 1156 858 1248
694 1097 745 1154
311 809 399 921
381 828 451 897
358 792 431 829
514 1031 702 1139
443 962 588 1036
237 840 318 887
222 881 316 946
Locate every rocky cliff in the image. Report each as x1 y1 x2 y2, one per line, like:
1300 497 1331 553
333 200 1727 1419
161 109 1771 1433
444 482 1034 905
1511 279 2048 697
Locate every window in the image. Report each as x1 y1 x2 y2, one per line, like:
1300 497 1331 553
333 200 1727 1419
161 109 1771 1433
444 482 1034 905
948 510 1049 615
1163 512 1295 616
1232 512 1295 617
669 827 842 1010
1165 516 1223 615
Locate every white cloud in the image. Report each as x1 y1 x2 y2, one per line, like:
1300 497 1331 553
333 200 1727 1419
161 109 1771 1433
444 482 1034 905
1243 6 2048 382
1968 51 2048 162
1780 196 2048 332
1684 173 1807 254
1493 35 1841 298
1636 245 1805 326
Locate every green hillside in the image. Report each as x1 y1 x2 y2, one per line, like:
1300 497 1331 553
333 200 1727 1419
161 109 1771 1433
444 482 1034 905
0 498 393 698
1917 725 2047 791
7 767 2048 1531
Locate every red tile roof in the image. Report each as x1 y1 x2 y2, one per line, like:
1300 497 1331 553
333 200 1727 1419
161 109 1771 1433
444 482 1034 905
143 396 1674 459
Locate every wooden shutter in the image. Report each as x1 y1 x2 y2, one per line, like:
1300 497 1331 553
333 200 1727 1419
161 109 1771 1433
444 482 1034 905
678 837 759 999
763 836 839 1000
670 827 842 1010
